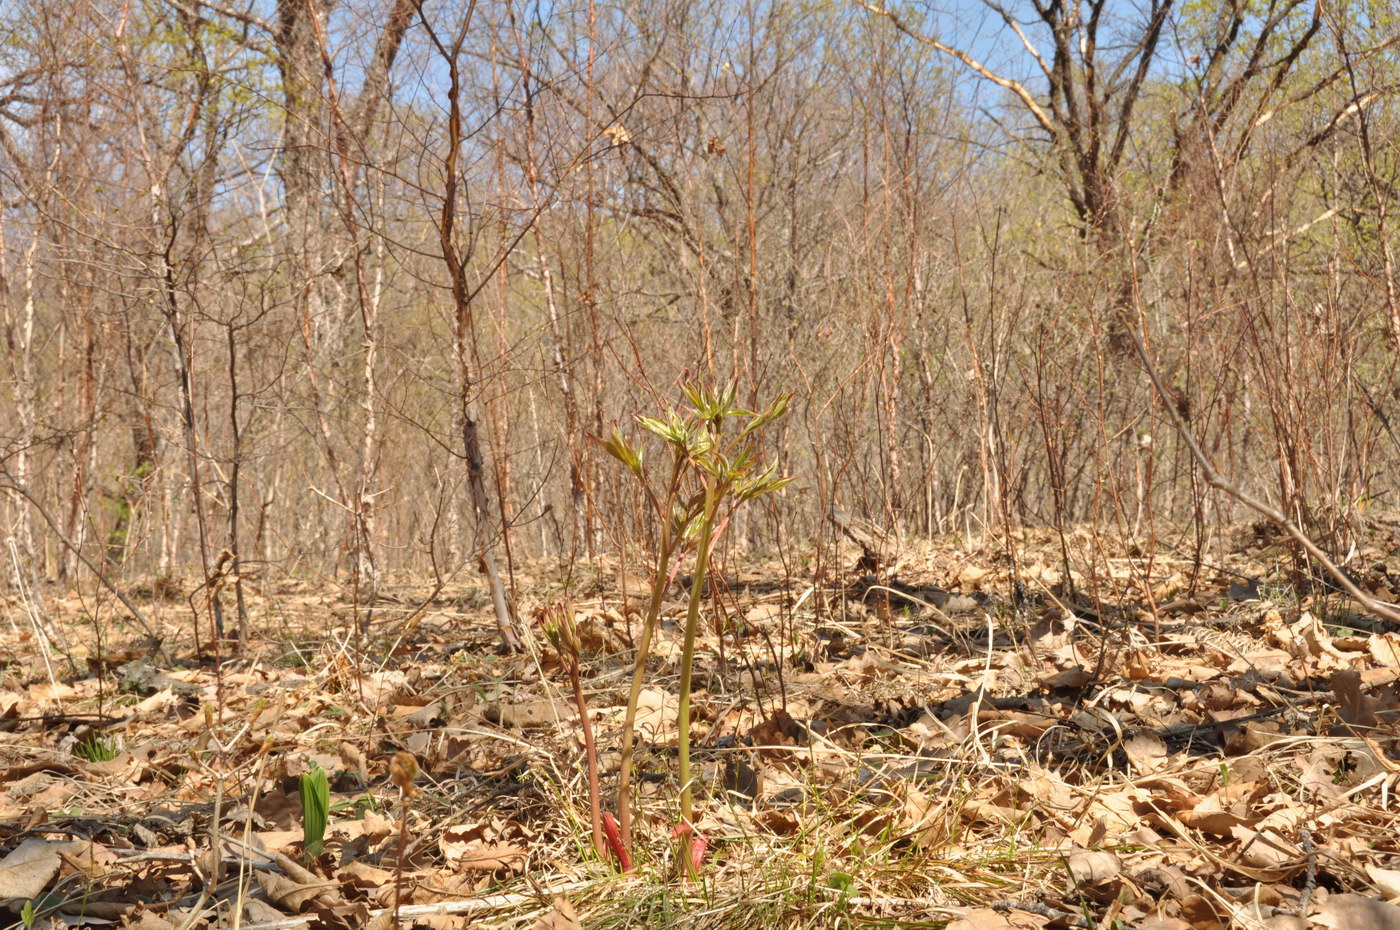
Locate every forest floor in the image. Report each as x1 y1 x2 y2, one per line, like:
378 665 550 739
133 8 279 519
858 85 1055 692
3 524 1400 930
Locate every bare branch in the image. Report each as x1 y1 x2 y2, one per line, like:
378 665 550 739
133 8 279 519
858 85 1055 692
981 0 1052 81
1129 304 1400 625
856 0 1059 140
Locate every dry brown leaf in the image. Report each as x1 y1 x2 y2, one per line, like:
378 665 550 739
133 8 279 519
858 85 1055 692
440 823 527 873
257 868 334 911
945 906 1048 930
338 859 395 890
632 687 680 741
1313 893 1400 930
533 896 583 930
1367 865 1400 900
1125 731 1168 773
1067 849 1122 885
0 839 82 899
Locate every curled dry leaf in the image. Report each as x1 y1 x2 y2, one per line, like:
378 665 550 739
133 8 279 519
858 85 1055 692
1067 849 1121 885
257 867 338 912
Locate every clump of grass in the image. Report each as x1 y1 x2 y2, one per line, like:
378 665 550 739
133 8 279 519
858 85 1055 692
73 732 119 763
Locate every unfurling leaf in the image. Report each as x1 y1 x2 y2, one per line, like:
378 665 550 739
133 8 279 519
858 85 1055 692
300 765 330 857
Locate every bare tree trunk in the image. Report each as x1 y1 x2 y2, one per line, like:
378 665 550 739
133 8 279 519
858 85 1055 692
4 204 40 567
423 2 523 653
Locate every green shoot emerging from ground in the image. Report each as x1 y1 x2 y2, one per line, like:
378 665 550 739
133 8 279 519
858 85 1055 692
300 765 330 857
73 733 118 763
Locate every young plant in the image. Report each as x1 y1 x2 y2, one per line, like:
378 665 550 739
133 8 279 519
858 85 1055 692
601 383 793 872
388 752 419 930
541 604 605 863
299 765 330 857
73 733 118 763
596 420 696 856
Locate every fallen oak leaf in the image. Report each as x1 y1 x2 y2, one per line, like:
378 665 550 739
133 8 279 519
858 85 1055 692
257 867 338 911
440 823 526 873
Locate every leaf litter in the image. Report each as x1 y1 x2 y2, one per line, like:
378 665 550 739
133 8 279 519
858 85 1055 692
3 528 1400 928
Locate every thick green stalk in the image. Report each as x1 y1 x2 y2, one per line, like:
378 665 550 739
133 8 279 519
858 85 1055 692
675 481 719 873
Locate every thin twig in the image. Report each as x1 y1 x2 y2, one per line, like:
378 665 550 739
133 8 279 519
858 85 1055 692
1 473 168 654
1129 309 1400 623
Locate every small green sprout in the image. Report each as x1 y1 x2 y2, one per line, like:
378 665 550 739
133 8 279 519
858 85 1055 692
74 733 119 763
300 765 330 856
